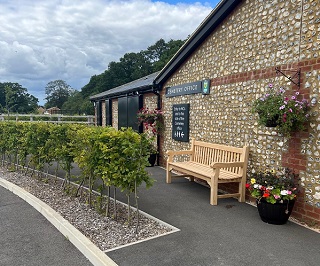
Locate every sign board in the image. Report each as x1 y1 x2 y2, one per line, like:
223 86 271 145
172 104 189 142
165 79 210 97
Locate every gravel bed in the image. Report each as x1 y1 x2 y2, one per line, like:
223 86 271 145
0 167 173 251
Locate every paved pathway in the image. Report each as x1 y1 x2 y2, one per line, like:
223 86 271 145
0 185 92 266
1 165 320 266
107 167 320 266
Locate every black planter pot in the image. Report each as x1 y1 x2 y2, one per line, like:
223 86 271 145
256 199 295 225
147 154 157 167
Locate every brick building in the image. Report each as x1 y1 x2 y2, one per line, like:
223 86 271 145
91 0 320 225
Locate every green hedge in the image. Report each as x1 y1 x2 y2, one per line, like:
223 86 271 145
0 121 154 224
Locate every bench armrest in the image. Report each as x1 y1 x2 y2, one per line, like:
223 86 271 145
166 150 193 162
210 161 245 168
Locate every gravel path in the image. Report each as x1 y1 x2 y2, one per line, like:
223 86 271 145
0 167 173 252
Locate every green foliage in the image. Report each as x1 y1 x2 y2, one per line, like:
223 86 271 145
61 91 94 115
45 80 74 109
96 128 154 192
0 121 154 224
0 82 38 113
252 84 311 137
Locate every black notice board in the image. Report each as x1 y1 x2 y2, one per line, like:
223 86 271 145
172 104 189 142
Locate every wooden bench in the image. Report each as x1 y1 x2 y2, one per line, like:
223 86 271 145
166 139 249 205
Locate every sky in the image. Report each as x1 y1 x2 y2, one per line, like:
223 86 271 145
0 0 220 105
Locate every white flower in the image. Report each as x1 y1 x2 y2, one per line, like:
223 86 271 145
280 190 288 195
253 184 259 189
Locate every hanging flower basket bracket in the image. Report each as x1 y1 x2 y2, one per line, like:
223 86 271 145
275 67 301 89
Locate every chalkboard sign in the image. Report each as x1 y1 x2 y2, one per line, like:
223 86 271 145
172 104 189 142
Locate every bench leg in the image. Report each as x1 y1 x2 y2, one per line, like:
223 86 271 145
210 177 218 205
238 180 245 203
166 166 172 183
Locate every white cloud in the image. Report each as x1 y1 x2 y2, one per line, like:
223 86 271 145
0 0 214 104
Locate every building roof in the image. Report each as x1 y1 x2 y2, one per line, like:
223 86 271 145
154 0 241 85
90 71 160 101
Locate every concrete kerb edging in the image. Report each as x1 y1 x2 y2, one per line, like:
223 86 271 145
0 178 118 266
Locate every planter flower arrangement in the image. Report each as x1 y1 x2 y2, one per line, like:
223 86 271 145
137 107 164 167
137 107 164 135
246 168 298 204
252 84 310 137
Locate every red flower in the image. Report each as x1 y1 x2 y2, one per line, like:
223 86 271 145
263 192 270 198
245 183 250 189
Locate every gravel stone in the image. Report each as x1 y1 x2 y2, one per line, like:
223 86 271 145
0 167 173 251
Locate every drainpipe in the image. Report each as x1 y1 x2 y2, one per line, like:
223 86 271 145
151 85 162 166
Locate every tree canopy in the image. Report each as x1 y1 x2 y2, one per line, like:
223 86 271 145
0 82 38 114
44 80 74 109
63 38 185 115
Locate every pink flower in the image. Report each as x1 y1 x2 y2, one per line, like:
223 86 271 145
289 108 293 113
283 113 287 122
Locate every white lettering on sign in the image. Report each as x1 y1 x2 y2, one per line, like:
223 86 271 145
167 87 183 95
172 104 189 142
184 84 198 92
173 106 186 112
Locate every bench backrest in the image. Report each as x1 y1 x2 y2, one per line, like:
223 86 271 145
190 139 249 175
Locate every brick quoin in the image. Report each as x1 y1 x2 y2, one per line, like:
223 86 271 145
306 211 320 220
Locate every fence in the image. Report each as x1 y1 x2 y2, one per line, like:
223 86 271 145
0 114 95 125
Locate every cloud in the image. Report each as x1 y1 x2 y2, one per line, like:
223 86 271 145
0 0 214 104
